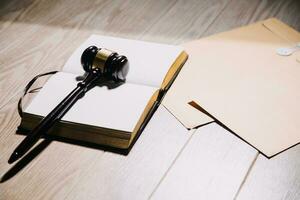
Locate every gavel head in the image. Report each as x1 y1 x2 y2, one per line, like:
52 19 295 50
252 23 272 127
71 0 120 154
81 46 129 82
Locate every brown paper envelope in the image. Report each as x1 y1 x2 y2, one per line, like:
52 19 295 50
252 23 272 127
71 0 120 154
162 18 297 129
163 18 300 157
162 57 214 129
172 18 300 157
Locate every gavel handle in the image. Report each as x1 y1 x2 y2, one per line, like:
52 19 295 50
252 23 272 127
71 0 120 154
8 71 100 163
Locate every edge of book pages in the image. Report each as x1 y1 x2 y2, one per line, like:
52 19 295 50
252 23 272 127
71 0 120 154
19 51 188 150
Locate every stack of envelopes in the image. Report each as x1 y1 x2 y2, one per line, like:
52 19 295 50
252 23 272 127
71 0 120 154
163 18 300 158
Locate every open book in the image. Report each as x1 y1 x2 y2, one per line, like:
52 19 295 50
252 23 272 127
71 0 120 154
19 35 188 150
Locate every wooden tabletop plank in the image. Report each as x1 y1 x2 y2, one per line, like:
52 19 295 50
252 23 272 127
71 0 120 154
140 0 230 44
150 123 257 200
0 0 37 31
203 0 300 37
37 107 190 199
236 146 300 200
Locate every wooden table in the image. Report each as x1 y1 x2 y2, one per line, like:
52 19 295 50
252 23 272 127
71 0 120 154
1 0 300 199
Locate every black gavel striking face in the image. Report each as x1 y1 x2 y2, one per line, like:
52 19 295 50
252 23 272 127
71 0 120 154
81 46 129 82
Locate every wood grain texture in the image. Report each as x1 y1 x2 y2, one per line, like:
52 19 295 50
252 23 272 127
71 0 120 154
141 0 230 44
150 123 257 200
203 0 300 37
236 146 300 200
0 0 36 31
0 106 190 200
63 106 190 200
0 0 299 199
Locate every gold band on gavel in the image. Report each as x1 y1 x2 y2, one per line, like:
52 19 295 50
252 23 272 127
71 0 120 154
92 48 114 72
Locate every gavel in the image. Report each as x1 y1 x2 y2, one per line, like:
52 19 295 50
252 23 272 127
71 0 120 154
8 46 129 164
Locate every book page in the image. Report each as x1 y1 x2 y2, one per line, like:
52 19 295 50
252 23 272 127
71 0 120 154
25 72 157 132
63 35 183 88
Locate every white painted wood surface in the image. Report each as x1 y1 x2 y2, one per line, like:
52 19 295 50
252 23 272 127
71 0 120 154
63 106 191 200
236 146 300 200
150 123 257 200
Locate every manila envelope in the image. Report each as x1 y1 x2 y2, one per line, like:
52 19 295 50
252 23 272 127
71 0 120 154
162 18 300 157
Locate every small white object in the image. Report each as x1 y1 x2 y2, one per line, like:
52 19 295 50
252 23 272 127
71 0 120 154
277 42 300 56
276 47 294 56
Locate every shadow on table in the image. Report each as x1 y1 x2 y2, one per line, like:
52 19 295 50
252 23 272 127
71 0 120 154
1 0 300 41
1 124 145 183
1 139 51 183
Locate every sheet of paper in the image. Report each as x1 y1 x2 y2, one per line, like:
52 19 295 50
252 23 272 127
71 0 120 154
25 72 157 132
162 60 214 128
164 18 300 157
63 35 183 88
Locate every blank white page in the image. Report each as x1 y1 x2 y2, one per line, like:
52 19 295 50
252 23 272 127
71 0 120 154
63 35 183 88
25 72 157 132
